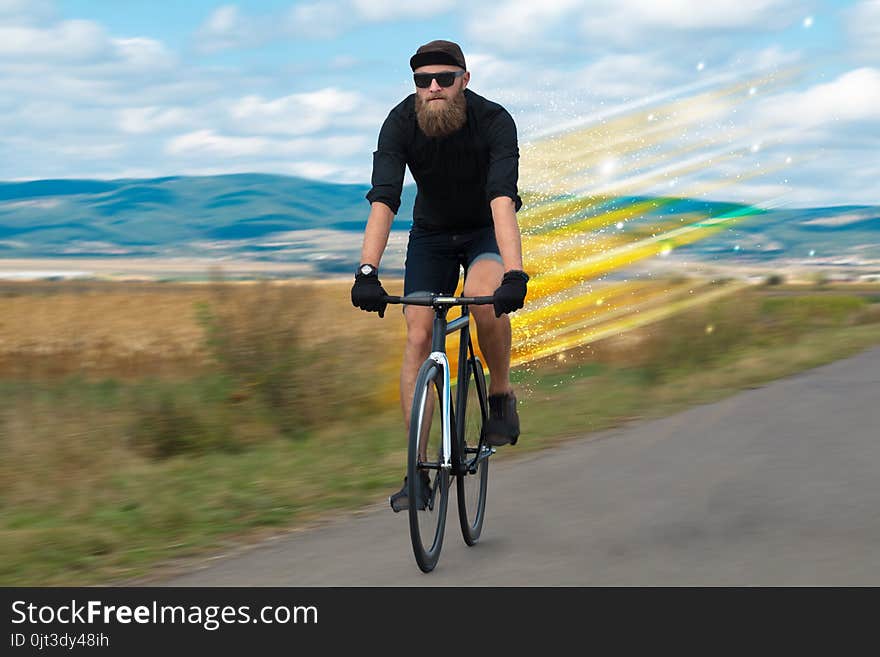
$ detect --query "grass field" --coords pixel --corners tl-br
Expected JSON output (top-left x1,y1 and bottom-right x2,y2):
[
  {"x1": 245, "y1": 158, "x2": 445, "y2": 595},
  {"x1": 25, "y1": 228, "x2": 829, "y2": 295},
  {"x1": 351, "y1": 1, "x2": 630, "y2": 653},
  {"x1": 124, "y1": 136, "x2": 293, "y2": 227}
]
[{"x1": 1, "y1": 278, "x2": 878, "y2": 585}]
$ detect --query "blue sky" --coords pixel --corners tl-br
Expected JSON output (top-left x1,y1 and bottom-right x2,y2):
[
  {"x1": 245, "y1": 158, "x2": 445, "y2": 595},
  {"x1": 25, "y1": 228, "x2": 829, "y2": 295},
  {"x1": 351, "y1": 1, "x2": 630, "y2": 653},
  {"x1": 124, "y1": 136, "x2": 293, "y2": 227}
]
[{"x1": 1, "y1": 0, "x2": 878, "y2": 206}]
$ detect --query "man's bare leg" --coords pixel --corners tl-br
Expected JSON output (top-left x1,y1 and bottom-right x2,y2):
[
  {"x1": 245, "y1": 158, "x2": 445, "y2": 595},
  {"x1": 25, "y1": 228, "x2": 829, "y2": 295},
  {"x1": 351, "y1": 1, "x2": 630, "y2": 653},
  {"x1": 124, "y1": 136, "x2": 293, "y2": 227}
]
[
  {"x1": 389, "y1": 304, "x2": 435, "y2": 511},
  {"x1": 401, "y1": 305, "x2": 434, "y2": 459},
  {"x1": 463, "y1": 258, "x2": 512, "y2": 395}
]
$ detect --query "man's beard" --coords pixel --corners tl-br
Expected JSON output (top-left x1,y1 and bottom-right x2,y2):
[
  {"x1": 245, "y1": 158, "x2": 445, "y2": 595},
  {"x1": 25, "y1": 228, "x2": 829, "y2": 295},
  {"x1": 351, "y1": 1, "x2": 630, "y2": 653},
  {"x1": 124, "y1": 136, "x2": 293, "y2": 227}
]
[{"x1": 415, "y1": 89, "x2": 467, "y2": 138}]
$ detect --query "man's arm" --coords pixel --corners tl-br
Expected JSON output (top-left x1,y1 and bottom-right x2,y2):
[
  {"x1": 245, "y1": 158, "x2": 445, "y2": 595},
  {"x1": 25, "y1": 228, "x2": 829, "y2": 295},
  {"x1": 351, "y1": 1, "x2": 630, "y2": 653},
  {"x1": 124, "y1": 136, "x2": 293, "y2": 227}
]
[
  {"x1": 490, "y1": 196, "x2": 524, "y2": 272},
  {"x1": 359, "y1": 201, "x2": 396, "y2": 267},
  {"x1": 485, "y1": 106, "x2": 524, "y2": 274},
  {"x1": 362, "y1": 106, "x2": 406, "y2": 268}
]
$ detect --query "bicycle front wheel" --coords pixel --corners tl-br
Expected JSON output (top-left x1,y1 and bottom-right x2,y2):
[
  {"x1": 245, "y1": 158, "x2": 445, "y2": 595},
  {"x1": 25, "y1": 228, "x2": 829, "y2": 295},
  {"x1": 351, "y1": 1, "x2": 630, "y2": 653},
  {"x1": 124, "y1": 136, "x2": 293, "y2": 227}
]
[
  {"x1": 408, "y1": 359, "x2": 449, "y2": 573},
  {"x1": 456, "y1": 355, "x2": 489, "y2": 545}
]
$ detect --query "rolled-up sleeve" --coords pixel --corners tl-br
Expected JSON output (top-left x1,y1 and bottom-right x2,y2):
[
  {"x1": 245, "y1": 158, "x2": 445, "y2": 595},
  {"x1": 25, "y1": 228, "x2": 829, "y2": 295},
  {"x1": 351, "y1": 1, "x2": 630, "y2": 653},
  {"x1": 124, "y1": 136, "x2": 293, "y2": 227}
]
[
  {"x1": 486, "y1": 108, "x2": 522, "y2": 212},
  {"x1": 365, "y1": 113, "x2": 406, "y2": 214}
]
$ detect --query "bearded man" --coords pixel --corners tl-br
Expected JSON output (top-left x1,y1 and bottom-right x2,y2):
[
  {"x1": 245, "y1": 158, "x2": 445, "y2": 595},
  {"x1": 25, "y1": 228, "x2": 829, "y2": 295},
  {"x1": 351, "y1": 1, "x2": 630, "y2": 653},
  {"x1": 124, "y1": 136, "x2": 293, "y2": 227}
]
[{"x1": 350, "y1": 40, "x2": 529, "y2": 512}]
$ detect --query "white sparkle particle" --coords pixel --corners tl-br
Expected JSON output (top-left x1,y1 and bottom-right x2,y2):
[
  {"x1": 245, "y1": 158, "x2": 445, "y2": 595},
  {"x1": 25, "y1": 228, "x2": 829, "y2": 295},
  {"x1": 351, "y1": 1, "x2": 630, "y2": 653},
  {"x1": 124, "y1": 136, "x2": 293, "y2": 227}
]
[
  {"x1": 785, "y1": 156, "x2": 793, "y2": 164},
  {"x1": 600, "y1": 158, "x2": 616, "y2": 177},
  {"x1": 696, "y1": 61, "x2": 705, "y2": 71},
  {"x1": 616, "y1": 222, "x2": 624, "y2": 230},
  {"x1": 803, "y1": 16, "x2": 814, "y2": 28},
  {"x1": 809, "y1": 249, "x2": 815, "y2": 257},
  {"x1": 647, "y1": 113, "x2": 655, "y2": 121},
  {"x1": 734, "y1": 245, "x2": 741, "y2": 251},
  {"x1": 749, "y1": 87, "x2": 757, "y2": 96},
  {"x1": 750, "y1": 142, "x2": 761, "y2": 153}
]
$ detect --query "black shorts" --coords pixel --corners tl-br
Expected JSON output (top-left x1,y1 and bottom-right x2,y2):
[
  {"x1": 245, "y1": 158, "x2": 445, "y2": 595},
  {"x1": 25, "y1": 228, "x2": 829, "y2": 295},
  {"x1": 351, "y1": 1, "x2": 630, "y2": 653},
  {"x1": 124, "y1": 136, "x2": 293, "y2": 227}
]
[{"x1": 403, "y1": 225, "x2": 502, "y2": 296}]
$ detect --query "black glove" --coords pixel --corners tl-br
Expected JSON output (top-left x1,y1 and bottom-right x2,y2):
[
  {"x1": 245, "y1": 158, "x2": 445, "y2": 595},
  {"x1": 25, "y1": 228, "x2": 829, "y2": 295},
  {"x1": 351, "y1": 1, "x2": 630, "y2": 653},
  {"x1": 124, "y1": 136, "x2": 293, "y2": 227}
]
[
  {"x1": 493, "y1": 270, "x2": 529, "y2": 317},
  {"x1": 351, "y1": 264, "x2": 388, "y2": 318}
]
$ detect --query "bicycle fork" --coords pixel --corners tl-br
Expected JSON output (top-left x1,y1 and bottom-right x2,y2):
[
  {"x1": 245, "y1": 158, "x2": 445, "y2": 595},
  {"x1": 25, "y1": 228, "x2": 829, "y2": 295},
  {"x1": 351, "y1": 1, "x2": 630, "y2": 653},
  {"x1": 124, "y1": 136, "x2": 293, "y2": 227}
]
[{"x1": 428, "y1": 352, "x2": 453, "y2": 472}]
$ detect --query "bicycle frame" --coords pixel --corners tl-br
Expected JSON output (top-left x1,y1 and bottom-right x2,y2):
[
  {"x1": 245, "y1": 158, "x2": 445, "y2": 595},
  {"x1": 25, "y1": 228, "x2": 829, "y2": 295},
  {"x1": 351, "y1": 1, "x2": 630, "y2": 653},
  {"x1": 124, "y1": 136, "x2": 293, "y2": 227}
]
[
  {"x1": 384, "y1": 294, "x2": 493, "y2": 474},
  {"x1": 425, "y1": 302, "x2": 473, "y2": 472}
]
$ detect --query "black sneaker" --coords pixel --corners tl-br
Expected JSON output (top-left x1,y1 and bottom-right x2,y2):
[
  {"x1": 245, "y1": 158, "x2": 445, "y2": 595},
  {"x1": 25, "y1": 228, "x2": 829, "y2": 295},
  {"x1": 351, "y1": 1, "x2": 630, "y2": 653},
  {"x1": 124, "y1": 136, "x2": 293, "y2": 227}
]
[
  {"x1": 485, "y1": 392, "x2": 520, "y2": 446},
  {"x1": 389, "y1": 471, "x2": 432, "y2": 513}
]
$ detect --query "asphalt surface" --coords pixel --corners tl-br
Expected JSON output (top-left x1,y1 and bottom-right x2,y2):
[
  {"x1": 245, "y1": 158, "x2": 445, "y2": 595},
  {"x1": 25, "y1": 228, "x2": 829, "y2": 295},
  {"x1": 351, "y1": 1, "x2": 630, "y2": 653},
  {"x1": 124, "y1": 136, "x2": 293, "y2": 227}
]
[{"x1": 158, "y1": 346, "x2": 880, "y2": 586}]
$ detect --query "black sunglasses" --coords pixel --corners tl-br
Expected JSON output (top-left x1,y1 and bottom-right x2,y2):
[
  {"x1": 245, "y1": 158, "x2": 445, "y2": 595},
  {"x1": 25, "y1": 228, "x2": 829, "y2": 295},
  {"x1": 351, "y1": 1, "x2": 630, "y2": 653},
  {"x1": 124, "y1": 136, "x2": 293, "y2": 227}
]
[{"x1": 413, "y1": 70, "x2": 466, "y2": 88}]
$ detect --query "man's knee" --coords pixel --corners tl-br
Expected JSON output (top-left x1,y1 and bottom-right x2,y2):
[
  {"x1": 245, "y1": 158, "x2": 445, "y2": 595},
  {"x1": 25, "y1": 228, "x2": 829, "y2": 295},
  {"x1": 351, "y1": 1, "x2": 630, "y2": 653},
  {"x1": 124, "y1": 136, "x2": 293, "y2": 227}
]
[
  {"x1": 406, "y1": 326, "x2": 432, "y2": 353},
  {"x1": 463, "y1": 257, "x2": 503, "y2": 297},
  {"x1": 404, "y1": 309, "x2": 434, "y2": 356}
]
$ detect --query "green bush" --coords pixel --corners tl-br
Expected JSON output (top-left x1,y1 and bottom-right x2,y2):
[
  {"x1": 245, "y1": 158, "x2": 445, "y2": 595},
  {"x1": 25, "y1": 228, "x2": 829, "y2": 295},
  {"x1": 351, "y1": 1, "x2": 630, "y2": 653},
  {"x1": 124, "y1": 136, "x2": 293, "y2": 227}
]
[
  {"x1": 760, "y1": 295, "x2": 867, "y2": 329},
  {"x1": 195, "y1": 279, "x2": 386, "y2": 438},
  {"x1": 629, "y1": 292, "x2": 872, "y2": 382},
  {"x1": 130, "y1": 386, "x2": 241, "y2": 459},
  {"x1": 636, "y1": 293, "x2": 758, "y2": 380},
  {"x1": 196, "y1": 281, "x2": 310, "y2": 437}
]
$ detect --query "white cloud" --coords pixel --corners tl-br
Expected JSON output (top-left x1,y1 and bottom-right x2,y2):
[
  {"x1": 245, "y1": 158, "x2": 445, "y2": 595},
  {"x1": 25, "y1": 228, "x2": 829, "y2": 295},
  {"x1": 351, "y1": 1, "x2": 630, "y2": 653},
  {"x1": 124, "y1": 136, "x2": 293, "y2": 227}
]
[
  {"x1": 199, "y1": 0, "x2": 460, "y2": 49},
  {"x1": 119, "y1": 159, "x2": 369, "y2": 184},
  {"x1": 0, "y1": 17, "x2": 175, "y2": 74},
  {"x1": 571, "y1": 53, "x2": 681, "y2": 100},
  {"x1": 847, "y1": 1, "x2": 880, "y2": 62},
  {"x1": 465, "y1": 52, "x2": 517, "y2": 82},
  {"x1": 112, "y1": 37, "x2": 175, "y2": 70},
  {"x1": 119, "y1": 107, "x2": 191, "y2": 134},
  {"x1": 582, "y1": 0, "x2": 802, "y2": 45},
  {"x1": 0, "y1": 19, "x2": 110, "y2": 61},
  {"x1": 466, "y1": 0, "x2": 581, "y2": 49},
  {"x1": 205, "y1": 4, "x2": 238, "y2": 32},
  {"x1": 0, "y1": 0, "x2": 56, "y2": 25},
  {"x1": 166, "y1": 130, "x2": 270, "y2": 157},
  {"x1": 284, "y1": 2, "x2": 354, "y2": 39},
  {"x1": 350, "y1": 0, "x2": 457, "y2": 21},
  {"x1": 280, "y1": 161, "x2": 346, "y2": 179},
  {"x1": 54, "y1": 142, "x2": 125, "y2": 159},
  {"x1": 197, "y1": 2, "x2": 358, "y2": 48},
  {"x1": 756, "y1": 68, "x2": 880, "y2": 129},
  {"x1": 229, "y1": 88, "x2": 363, "y2": 136},
  {"x1": 330, "y1": 55, "x2": 359, "y2": 69},
  {"x1": 196, "y1": 5, "x2": 275, "y2": 52},
  {"x1": 165, "y1": 130, "x2": 367, "y2": 160},
  {"x1": 736, "y1": 45, "x2": 802, "y2": 71}
]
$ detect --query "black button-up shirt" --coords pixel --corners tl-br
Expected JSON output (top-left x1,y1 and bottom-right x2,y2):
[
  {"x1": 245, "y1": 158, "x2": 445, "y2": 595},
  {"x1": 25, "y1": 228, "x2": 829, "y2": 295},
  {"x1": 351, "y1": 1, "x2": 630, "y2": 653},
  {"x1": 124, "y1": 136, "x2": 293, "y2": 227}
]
[{"x1": 366, "y1": 88, "x2": 522, "y2": 231}]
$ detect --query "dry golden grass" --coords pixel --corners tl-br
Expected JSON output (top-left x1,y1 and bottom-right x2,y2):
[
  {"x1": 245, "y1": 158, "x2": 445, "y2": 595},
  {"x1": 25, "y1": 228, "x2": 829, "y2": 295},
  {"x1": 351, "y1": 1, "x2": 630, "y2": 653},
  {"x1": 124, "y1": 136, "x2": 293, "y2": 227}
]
[
  {"x1": 0, "y1": 278, "x2": 408, "y2": 384},
  {"x1": 0, "y1": 400, "x2": 141, "y2": 508},
  {"x1": 0, "y1": 282, "x2": 210, "y2": 379}
]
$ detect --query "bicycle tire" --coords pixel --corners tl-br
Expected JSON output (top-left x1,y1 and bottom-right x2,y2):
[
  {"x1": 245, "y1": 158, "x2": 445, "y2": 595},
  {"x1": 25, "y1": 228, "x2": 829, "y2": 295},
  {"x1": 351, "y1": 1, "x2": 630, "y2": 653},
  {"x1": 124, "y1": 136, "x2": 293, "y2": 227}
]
[
  {"x1": 456, "y1": 355, "x2": 489, "y2": 546},
  {"x1": 408, "y1": 358, "x2": 449, "y2": 573}
]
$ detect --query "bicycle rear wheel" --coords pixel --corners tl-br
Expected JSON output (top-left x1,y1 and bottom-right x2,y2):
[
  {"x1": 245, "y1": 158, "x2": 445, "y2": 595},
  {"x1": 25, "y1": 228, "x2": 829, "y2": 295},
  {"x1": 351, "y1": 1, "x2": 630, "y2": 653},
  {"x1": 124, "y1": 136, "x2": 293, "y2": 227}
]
[
  {"x1": 408, "y1": 359, "x2": 449, "y2": 573},
  {"x1": 456, "y1": 355, "x2": 489, "y2": 545}
]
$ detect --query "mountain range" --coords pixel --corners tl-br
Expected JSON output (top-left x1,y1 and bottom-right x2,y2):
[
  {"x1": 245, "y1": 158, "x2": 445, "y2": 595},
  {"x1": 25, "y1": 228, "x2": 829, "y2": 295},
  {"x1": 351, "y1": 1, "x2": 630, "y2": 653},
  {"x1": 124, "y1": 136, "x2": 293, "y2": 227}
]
[{"x1": 0, "y1": 174, "x2": 877, "y2": 277}]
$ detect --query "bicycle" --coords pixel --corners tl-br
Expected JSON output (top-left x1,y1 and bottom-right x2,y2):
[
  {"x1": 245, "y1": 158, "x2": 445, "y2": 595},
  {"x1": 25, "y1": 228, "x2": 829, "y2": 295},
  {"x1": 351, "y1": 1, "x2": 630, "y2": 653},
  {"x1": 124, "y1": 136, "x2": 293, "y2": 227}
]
[{"x1": 383, "y1": 292, "x2": 496, "y2": 573}]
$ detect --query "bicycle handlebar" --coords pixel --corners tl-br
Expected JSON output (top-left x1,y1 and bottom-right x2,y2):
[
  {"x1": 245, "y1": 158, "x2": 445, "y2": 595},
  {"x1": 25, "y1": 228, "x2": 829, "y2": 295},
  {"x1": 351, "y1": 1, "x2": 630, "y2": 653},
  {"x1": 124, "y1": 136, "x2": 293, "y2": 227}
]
[{"x1": 383, "y1": 294, "x2": 495, "y2": 307}]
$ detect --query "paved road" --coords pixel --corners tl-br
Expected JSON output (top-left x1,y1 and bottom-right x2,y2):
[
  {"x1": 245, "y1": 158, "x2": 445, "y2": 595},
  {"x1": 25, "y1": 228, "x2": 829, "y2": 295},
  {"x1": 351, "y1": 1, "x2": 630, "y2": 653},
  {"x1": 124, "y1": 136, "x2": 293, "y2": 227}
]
[{"x1": 159, "y1": 347, "x2": 880, "y2": 586}]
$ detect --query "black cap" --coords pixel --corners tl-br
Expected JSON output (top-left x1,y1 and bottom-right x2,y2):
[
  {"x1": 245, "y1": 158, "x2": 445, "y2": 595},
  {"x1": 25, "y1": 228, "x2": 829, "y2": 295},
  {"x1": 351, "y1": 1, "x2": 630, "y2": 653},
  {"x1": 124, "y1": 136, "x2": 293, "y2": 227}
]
[{"x1": 410, "y1": 40, "x2": 466, "y2": 71}]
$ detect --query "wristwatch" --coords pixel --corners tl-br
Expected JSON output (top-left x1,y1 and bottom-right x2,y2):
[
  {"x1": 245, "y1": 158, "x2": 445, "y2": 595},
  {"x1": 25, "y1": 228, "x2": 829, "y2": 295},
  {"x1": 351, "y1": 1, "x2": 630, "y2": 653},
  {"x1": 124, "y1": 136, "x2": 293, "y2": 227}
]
[{"x1": 357, "y1": 264, "x2": 378, "y2": 277}]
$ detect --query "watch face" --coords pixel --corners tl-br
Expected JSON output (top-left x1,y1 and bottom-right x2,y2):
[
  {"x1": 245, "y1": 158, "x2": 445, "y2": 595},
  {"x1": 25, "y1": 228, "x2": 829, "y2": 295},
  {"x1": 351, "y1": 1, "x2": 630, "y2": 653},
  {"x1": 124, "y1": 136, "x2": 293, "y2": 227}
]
[{"x1": 359, "y1": 265, "x2": 374, "y2": 275}]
